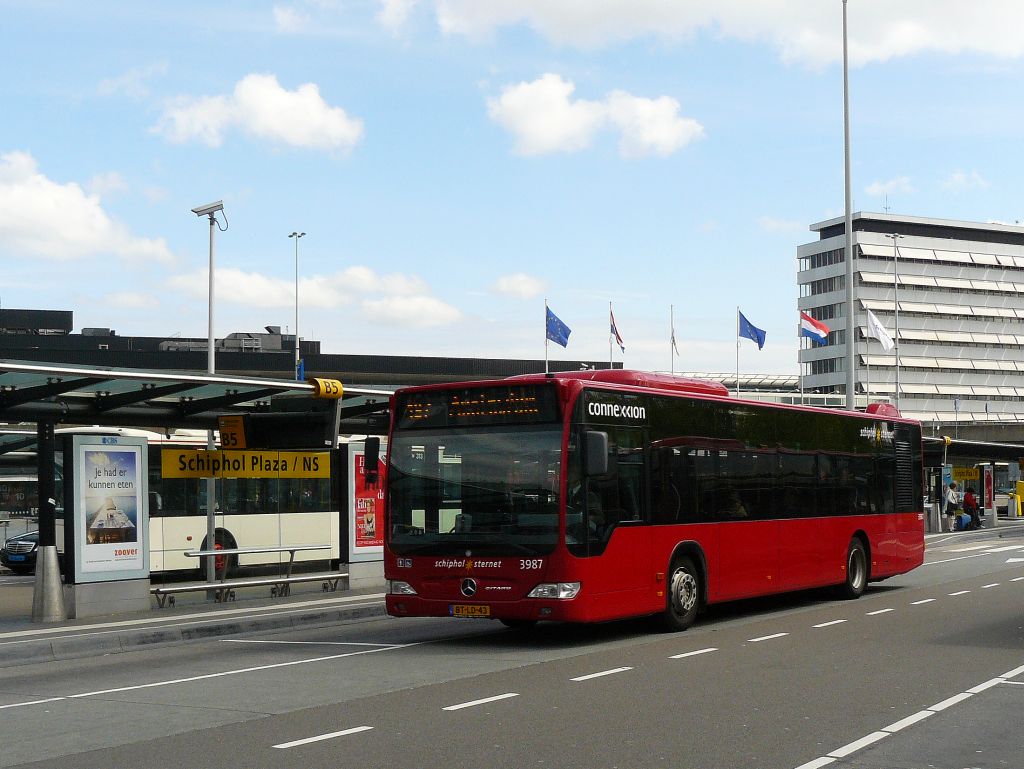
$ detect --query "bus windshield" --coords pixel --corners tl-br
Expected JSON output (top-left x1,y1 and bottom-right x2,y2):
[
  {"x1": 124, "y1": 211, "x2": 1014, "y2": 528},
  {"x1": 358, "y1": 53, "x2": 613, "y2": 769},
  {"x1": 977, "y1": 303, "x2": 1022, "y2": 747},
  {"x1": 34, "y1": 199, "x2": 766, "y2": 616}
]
[{"x1": 388, "y1": 425, "x2": 562, "y2": 556}]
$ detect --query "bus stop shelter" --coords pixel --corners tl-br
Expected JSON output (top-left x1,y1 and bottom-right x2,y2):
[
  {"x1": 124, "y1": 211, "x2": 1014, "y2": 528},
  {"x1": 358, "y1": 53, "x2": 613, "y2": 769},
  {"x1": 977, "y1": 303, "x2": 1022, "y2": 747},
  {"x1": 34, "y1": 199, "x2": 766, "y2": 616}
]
[{"x1": 0, "y1": 359, "x2": 391, "y2": 621}]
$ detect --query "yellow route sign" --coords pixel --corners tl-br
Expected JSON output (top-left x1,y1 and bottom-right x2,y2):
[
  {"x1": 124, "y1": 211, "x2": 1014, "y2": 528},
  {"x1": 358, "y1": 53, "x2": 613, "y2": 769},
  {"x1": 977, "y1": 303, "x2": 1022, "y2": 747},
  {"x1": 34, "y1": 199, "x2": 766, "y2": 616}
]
[
  {"x1": 162, "y1": 449, "x2": 330, "y2": 478},
  {"x1": 310, "y1": 378, "x2": 344, "y2": 399},
  {"x1": 217, "y1": 415, "x2": 247, "y2": 449}
]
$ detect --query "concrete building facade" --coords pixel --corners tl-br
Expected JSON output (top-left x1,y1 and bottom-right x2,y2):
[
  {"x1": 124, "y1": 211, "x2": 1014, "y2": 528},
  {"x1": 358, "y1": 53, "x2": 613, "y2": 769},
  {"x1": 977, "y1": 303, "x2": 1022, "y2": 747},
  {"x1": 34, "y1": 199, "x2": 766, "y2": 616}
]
[{"x1": 798, "y1": 212, "x2": 1024, "y2": 428}]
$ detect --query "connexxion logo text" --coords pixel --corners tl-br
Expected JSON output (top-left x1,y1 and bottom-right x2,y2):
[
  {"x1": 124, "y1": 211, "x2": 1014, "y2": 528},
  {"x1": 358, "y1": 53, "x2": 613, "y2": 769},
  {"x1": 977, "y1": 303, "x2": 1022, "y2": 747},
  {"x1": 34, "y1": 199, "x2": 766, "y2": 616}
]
[{"x1": 587, "y1": 402, "x2": 646, "y2": 420}]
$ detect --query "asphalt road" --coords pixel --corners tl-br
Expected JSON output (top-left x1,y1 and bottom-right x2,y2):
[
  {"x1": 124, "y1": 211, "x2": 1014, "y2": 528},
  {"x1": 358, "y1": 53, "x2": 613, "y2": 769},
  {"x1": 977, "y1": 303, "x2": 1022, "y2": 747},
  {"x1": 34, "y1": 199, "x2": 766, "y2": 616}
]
[{"x1": 2, "y1": 532, "x2": 1023, "y2": 769}]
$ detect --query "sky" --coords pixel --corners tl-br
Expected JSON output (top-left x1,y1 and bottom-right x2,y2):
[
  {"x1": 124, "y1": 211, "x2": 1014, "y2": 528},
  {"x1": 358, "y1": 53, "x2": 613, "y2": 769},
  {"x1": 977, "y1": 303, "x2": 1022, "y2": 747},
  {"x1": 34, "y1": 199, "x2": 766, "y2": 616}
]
[{"x1": 2, "y1": 1, "x2": 1024, "y2": 377}]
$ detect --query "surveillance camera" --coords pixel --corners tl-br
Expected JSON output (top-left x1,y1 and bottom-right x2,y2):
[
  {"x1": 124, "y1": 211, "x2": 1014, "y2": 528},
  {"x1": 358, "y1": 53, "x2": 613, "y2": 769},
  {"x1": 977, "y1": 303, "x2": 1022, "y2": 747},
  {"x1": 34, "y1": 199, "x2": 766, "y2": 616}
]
[{"x1": 191, "y1": 200, "x2": 224, "y2": 217}]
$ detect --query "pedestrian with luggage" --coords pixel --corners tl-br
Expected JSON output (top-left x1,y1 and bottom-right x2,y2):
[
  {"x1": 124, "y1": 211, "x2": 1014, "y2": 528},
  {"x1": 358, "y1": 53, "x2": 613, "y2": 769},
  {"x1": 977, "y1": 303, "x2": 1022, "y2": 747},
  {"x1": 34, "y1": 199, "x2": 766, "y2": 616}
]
[
  {"x1": 963, "y1": 486, "x2": 982, "y2": 530},
  {"x1": 945, "y1": 482, "x2": 960, "y2": 532}
]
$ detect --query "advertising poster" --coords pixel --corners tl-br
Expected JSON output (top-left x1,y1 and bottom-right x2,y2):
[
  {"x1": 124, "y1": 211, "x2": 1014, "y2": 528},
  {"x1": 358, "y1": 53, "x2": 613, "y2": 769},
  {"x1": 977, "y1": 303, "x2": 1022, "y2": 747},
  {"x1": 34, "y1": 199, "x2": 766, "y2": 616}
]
[
  {"x1": 73, "y1": 436, "x2": 149, "y2": 582},
  {"x1": 348, "y1": 442, "x2": 386, "y2": 561}
]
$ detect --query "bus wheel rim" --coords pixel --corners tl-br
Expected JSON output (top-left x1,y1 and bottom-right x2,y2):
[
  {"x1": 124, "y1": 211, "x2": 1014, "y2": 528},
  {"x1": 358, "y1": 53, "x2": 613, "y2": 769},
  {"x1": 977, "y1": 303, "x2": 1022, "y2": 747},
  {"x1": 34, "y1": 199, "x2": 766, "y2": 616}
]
[
  {"x1": 849, "y1": 548, "x2": 865, "y2": 590},
  {"x1": 671, "y1": 569, "x2": 697, "y2": 613}
]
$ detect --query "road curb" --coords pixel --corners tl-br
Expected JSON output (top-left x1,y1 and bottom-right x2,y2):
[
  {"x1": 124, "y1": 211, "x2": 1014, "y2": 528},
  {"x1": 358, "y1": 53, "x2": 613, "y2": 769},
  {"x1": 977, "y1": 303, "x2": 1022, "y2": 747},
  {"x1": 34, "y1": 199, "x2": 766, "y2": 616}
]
[{"x1": 0, "y1": 601, "x2": 388, "y2": 670}]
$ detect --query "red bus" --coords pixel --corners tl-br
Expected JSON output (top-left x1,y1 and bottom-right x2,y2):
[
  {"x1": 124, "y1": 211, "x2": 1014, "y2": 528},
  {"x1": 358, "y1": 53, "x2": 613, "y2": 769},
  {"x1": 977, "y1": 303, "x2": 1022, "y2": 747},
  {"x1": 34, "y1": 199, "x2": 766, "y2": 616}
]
[{"x1": 382, "y1": 370, "x2": 924, "y2": 631}]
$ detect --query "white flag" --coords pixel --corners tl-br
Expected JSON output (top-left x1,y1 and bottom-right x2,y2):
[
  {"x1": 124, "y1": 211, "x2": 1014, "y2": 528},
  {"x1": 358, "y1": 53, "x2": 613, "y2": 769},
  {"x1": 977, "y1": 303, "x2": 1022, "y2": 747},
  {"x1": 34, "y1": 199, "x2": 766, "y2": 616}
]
[{"x1": 866, "y1": 309, "x2": 895, "y2": 352}]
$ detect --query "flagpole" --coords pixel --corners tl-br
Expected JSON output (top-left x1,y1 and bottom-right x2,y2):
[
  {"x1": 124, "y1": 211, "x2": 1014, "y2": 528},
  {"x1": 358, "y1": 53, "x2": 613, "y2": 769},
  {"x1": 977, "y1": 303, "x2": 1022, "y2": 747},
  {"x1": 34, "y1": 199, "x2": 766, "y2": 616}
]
[
  {"x1": 544, "y1": 299, "x2": 549, "y2": 374},
  {"x1": 735, "y1": 306, "x2": 740, "y2": 399},
  {"x1": 608, "y1": 301, "x2": 613, "y2": 369},
  {"x1": 798, "y1": 317, "x2": 804, "y2": 406},
  {"x1": 866, "y1": 337, "x2": 871, "y2": 406},
  {"x1": 670, "y1": 304, "x2": 675, "y2": 375}
]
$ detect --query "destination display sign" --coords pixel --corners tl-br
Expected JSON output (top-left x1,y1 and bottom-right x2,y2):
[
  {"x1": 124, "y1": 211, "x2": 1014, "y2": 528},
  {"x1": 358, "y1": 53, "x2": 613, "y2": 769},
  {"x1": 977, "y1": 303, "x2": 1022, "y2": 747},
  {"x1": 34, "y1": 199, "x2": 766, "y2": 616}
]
[
  {"x1": 161, "y1": 449, "x2": 331, "y2": 478},
  {"x1": 396, "y1": 385, "x2": 559, "y2": 429}
]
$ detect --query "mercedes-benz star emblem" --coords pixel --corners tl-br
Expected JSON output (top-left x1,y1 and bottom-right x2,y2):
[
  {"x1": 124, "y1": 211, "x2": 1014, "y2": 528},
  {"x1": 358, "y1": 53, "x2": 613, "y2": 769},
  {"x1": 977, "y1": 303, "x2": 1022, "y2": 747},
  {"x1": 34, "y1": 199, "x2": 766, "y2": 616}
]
[{"x1": 461, "y1": 578, "x2": 477, "y2": 597}]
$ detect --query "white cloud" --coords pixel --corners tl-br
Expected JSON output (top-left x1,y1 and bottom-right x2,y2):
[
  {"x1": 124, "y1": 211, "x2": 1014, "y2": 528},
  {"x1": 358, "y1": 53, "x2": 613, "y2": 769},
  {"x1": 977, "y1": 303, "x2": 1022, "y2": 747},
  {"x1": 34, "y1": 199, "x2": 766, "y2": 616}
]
[
  {"x1": 377, "y1": 0, "x2": 419, "y2": 31},
  {"x1": 865, "y1": 176, "x2": 914, "y2": 197},
  {"x1": 103, "y1": 292, "x2": 157, "y2": 309},
  {"x1": 167, "y1": 264, "x2": 460, "y2": 327},
  {"x1": 273, "y1": 5, "x2": 310, "y2": 33},
  {"x1": 0, "y1": 151, "x2": 174, "y2": 263},
  {"x1": 942, "y1": 170, "x2": 989, "y2": 192},
  {"x1": 757, "y1": 216, "x2": 804, "y2": 234},
  {"x1": 488, "y1": 74, "x2": 702, "y2": 157},
  {"x1": 97, "y1": 62, "x2": 167, "y2": 99},
  {"x1": 493, "y1": 273, "x2": 547, "y2": 298},
  {"x1": 434, "y1": 1, "x2": 1024, "y2": 67},
  {"x1": 88, "y1": 172, "x2": 128, "y2": 197},
  {"x1": 364, "y1": 296, "x2": 462, "y2": 326},
  {"x1": 154, "y1": 73, "x2": 364, "y2": 153}
]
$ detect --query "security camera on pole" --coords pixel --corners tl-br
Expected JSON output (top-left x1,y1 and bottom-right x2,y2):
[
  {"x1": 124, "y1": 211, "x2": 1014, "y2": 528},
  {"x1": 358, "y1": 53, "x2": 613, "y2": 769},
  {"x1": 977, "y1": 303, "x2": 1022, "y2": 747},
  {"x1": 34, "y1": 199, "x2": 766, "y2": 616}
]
[{"x1": 192, "y1": 200, "x2": 226, "y2": 585}]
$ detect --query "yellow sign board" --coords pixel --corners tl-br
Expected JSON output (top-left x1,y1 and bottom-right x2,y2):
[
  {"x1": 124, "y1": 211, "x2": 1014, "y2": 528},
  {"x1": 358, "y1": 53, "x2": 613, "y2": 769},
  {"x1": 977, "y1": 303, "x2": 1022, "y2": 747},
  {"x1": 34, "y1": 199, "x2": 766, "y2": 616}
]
[
  {"x1": 310, "y1": 378, "x2": 344, "y2": 399},
  {"x1": 952, "y1": 466, "x2": 980, "y2": 482},
  {"x1": 217, "y1": 415, "x2": 247, "y2": 449},
  {"x1": 162, "y1": 449, "x2": 330, "y2": 478}
]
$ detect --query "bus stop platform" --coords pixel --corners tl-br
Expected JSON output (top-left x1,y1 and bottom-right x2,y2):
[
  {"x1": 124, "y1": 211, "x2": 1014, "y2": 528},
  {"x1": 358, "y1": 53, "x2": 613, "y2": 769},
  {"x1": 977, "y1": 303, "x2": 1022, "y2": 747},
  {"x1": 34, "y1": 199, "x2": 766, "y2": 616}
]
[{"x1": 0, "y1": 577, "x2": 387, "y2": 670}]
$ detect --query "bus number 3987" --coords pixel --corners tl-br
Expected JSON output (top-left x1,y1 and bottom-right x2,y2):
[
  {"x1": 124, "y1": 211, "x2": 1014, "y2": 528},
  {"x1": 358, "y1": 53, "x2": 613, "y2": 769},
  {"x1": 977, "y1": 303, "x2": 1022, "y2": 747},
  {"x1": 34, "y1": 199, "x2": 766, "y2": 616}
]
[{"x1": 520, "y1": 559, "x2": 543, "y2": 570}]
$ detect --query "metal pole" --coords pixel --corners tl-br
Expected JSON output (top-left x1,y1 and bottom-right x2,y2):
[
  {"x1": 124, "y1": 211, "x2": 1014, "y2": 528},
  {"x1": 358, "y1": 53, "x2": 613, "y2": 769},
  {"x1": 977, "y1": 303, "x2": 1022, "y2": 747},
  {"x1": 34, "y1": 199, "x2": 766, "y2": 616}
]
[
  {"x1": 290, "y1": 232, "x2": 305, "y2": 379},
  {"x1": 894, "y1": 236, "x2": 900, "y2": 411},
  {"x1": 206, "y1": 213, "x2": 217, "y2": 584},
  {"x1": 842, "y1": 0, "x2": 856, "y2": 409},
  {"x1": 735, "y1": 306, "x2": 740, "y2": 399},
  {"x1": 31, "y1": 421, "x2": 66, "y2": 622}
]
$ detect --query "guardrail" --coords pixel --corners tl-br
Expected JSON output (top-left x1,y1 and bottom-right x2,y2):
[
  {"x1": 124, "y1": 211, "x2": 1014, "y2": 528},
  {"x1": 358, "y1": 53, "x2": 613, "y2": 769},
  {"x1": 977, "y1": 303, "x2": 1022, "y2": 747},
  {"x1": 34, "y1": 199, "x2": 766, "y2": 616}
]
[{"x1": 151, "y1": 544, "x2": 345, "y2": 608}]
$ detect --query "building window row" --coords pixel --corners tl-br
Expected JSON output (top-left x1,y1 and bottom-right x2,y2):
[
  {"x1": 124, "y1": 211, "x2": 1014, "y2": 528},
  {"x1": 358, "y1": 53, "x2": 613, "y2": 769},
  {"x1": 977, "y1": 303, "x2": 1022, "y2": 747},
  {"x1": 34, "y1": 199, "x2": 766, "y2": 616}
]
[{"x1": 799, "y1": 248, "x2": 845, "y2": 271}]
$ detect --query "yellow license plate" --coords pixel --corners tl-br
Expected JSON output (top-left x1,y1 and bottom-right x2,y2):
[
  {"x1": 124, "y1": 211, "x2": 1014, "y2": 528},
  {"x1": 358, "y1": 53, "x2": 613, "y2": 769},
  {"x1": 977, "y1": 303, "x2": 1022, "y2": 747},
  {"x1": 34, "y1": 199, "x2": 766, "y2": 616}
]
[{"x1": 450, "y1": 604, "x2": 490, "y2": 618}]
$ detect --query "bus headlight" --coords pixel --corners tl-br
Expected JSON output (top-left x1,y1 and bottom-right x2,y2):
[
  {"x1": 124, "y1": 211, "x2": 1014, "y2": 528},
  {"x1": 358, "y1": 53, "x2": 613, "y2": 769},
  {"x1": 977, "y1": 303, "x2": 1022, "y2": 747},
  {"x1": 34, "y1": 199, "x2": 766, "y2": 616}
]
[
  {"x1": 388, "y1": 580, "x2": 417, "y2": 595},
  {"x1": 527, "y1": 582, "x2": 580, "y2": 600}
]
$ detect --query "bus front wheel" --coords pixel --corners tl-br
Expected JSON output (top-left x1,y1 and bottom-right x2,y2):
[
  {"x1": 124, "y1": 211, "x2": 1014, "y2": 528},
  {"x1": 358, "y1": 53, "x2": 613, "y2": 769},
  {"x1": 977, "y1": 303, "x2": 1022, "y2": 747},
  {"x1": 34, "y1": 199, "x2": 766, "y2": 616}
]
[
  {"x1": 837, "y1": 538, "x2": 868, "y2": 600},
  {"x1": 661, "y1": 556, "x2": 700, "y2": 632}
]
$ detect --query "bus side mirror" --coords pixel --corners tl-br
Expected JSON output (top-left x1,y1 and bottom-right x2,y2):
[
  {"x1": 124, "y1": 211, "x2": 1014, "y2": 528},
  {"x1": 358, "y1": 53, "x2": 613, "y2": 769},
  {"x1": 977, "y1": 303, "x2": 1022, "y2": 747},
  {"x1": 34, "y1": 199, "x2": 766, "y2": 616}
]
[
  {"x1": 365, "y1": 437, "x2": 380, "y2": 485},
  {"x1": 583, "y1": 431, "x2": 608, "y2": 477}
]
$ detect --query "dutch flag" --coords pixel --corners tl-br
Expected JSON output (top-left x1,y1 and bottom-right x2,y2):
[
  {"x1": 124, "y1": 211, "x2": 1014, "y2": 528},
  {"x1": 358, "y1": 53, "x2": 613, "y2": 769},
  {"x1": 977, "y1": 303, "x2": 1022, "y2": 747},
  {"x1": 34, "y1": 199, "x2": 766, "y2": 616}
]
[{"x1": 799, "y1": 311, "x2": 830, "y2": 345}]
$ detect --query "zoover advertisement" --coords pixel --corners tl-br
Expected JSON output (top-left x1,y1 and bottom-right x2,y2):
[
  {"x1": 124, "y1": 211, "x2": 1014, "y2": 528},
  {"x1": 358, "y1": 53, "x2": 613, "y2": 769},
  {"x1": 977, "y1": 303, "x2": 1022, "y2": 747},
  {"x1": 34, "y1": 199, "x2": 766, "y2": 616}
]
[{"x1": 73, "y1": 436, "x2": 149, "y2": 581}]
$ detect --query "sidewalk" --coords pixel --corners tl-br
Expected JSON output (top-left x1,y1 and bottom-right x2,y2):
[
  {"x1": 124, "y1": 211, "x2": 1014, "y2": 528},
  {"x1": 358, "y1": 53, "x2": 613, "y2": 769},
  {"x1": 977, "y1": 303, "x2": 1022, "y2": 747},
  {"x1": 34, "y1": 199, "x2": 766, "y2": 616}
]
[{"x1": 0, "y1": 577, "x2": 387, "y2": 670}]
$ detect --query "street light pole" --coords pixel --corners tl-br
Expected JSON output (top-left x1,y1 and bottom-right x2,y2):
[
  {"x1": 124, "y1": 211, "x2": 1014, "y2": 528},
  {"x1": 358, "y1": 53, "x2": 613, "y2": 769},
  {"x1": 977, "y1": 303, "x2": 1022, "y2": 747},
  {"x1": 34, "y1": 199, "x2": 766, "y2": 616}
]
[
  {"x1": 885, "y1": 233, "x2": 904, "y2": 410},
  {"x1": 192, "y1": 200, "x2": 224, "y2": 584},
  {"x1": 289, "y1": 231, "x2": 305, "y2": 380},
  {"x1": 842, "y1": 0, "x2": 856, "y2": 409}
]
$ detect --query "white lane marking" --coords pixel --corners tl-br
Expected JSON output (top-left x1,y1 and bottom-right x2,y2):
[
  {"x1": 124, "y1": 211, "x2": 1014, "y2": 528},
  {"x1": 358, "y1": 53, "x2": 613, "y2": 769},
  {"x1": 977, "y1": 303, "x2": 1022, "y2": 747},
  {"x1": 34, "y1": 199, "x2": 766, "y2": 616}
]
[
  {"x1": 571, "y1": 667, "x2": 633, "y2": 682},
  {"x1": 794, "y1": 665, "x2": 1024, "y2": 769},
  {"x1": 66, "y1": 646, "x2": 400, "y2": 700},
  {"x1": 1011, "y1": 576, "x2": 1024, "y2": 581},
  {"x1": 748, "y1": 633, "x2": 788, "y2": 643},
  {"x1": 273, "y1": 725, "x2": 373, "y2": 749},
  {"x1": 925, "y1": 553, "x2": 998, "y2": 565},
  {"x1": 670, "y1": 647, "x2": 718, "y2": 660},
  {"x1": 828, "y1": 731, "x2": 889, "y2": 758},
  {"x1": 949, "y1": 545, "x2": 993, "y2": 552},
  {"x1": 221, "y1": 640, "x2": 397, "y2": 647},
  {"x1": 968, "y1": 678, "x2": 1004, "y2": 694},
  {"x1": 983, "y1": 545, "x2": 1024, "y2": 553},
  {"x1": 793, "y1": 758, "x2": 836, "y2": 769},
  {"x1": 443, "y1": 693, "x2": 519, "y2": 711},
  {"x1": 911, "y1": 599, "x2": 935, "y2": 605},
  {"x1": 812, "y1": 620, "x2": 847, "y2": 628},
  {"x1": 866, "y1": 608, "x2": 894, "y2": 616},
  {"x1": 0, "y1": 697, "x2": 66, "y2": 711},
  {"x1": 1008, "y1": 558, "x2": 1024, "y2": 564},
  {"x1": 929, "y1": 692, "x2": 973, "y2": 711},
  {"x1": 948, "y1": 590, "x2": 971, "y2": 596},
  {"x1": 882, "y1": 710, "x2": 932, "y2": 733},
  {"x1": 981, "y1": 583, "x2": 1000, "y2": 589},
  {"x1": 0, "y1": 593, "x2": 386, "y2": 643}
]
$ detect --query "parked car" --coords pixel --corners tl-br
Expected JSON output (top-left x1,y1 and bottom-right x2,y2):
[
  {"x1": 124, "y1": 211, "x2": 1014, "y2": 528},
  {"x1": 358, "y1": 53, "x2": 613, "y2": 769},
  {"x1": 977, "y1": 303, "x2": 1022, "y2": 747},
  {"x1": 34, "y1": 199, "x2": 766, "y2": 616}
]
[{"x1": 0, "y1": 530, "x2": 38, "y2": 574}]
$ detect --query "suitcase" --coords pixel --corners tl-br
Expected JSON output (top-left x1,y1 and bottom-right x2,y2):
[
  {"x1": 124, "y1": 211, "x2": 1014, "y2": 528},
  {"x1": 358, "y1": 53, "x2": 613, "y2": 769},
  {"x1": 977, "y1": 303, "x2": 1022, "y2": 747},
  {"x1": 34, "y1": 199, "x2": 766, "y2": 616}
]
[{"x1": 958, "y1": 513, "x2": 972, "y2": 531}]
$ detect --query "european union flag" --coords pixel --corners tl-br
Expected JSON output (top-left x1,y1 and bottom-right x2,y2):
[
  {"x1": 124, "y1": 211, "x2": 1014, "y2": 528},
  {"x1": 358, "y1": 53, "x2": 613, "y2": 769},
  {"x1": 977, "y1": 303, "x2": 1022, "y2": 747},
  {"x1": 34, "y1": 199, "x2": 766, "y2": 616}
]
[
  {"x1": 738, "y1": 310, "x2": 766, "y2": 350},
  {"x1": 546, "y1": 306, "x2": 571, "y2": 348}
]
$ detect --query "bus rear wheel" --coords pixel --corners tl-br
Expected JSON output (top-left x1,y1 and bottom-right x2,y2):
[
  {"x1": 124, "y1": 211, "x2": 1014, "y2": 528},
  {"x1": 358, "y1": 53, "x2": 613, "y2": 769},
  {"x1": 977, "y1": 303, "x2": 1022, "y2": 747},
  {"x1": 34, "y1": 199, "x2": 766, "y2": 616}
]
[
  {"x1": 661, "y1": 556, "x2": 700, "y2": 631},
  {"x1": 837, "y1": 538, "x2": 868, "y2": 599}
]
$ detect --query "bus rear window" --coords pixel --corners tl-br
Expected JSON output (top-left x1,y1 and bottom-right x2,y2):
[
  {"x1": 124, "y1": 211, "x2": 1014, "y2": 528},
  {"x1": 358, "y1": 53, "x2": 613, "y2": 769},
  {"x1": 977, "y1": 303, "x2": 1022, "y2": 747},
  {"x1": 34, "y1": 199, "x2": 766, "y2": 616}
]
[{"x1": 395, "y1": 385, "x2": 559, "y2": 429}]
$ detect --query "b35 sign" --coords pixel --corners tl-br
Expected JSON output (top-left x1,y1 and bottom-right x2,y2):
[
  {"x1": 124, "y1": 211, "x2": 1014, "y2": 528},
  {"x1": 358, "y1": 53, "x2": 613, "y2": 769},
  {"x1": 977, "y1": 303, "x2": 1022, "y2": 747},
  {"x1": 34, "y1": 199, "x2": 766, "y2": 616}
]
[{"x1": 161, "y1": 449, "x2": 331, "y2": 478}]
